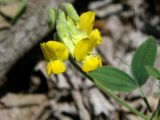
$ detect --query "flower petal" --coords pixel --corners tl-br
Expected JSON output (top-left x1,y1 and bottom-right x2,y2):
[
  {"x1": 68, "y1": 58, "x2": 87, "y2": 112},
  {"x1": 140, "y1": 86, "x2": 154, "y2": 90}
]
[
  {"x1": 48, "y1": 60, "x2": 66, "y2": 75},
  {"x1": 47, "y1": 62, "x2": 52, "y2": 76},
  {"x1": 46, "y1": 41, "x2": 69, "y2": 61},
  {"x1": 41, "y1": 42, "x2": 56, "y2": 61},
  {"x1": 78, "y1": 11, "x2": 95, "y2": 34},
  {"x1": 90, "y1": 29, "x2": 102, "y2": 46},
  {"x1": 85, "y1": 29, "x2": 102, "y2": 53},
  {"x1": 74, "y1": 38, "x2": 89, "y2": 61},
  {"x1": 82, "y1": 55, "x2": 102, "y2": 72}
]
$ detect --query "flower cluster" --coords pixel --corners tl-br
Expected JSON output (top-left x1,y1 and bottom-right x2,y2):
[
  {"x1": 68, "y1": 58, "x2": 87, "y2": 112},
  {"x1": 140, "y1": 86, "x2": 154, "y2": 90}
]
[{"x1": 41, "y1": 3, "x2": 102, "y2": 76}]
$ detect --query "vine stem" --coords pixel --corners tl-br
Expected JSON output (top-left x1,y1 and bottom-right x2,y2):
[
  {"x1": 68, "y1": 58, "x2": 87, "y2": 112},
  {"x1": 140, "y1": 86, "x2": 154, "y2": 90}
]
[{"x1": 69, "y1": 56, "x2": 149, "y2": 120}]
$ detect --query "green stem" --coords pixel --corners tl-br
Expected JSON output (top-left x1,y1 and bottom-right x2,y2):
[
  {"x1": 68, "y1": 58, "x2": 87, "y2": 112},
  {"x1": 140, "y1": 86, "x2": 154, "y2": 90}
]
[
  {"x1": 151, "y1": 100, "x2": 160, "y2": 120},
  {"x1": 139, "y1": 87, "x2": 152, "y2": 112},
  {"x1": 97, "y1": 84, "x2": 149, "y2": 120},
  {"x1": 69, "y1": 56, "x2": 94, "y2": 82},
  {"x1": 69, "y1": 57, "x2": 149, "y2": 120},
  {"x1": 143, "y1": 97, "x2": 152, "y2": 112},
  {"x1": 131, "y1": 75, "x2": 152, "y2": 112}
]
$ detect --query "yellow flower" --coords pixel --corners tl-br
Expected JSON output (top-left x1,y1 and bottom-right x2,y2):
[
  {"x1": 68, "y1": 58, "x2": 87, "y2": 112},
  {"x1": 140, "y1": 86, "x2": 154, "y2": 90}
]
[
  {"x1": 74, "y1": 29, "x2": 102, "y2": 61},
  {"x1": 40, "y1": 41, "x2": 69, "y2": 75},
  {"x1": 82, "y1": 55, "x2": 102, "y2": 72},
  {"x1": 74, "y1": 11, "x2": 102, "y2": 61},
  {"x1": 56, "y1": 10, "x2": 102, "y2": 72},
  {"x1": 47, "y1": 60, "x2": 66, "y2": 75},
  {"x1": 56, "y1": 11, "x2": 87, "y2": 56},
  {"x1": 74, "y1": 11, "x2": 102, "y2": 72}
]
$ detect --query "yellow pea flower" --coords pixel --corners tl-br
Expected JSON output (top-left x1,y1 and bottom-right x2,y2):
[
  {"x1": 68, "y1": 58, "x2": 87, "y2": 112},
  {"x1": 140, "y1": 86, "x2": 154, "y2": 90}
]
[
  {"x1": 82, "y1": 55, "x2": 102, "y2": 72},
  {"x1": 74, "y1": 29, "x2": 102, "y2": 61},
  {"x1": 40, "y1": 41, "x2": 69, "y2": 75},
  {"x1": 56, "y1": 10, "x2": 102, "y2": 72},
  {"x1": 56, "y1": 11, "x2": 87, "y2": 56},
  {"x1": 47, "y1": 60, "x2": 66, "y2": 75},
  {"x1": 73, "y1": 11, "x2": 102, "y2": 72},
  {"x1": 74, "y1": 11, "x2": 102, "y2": 61}
]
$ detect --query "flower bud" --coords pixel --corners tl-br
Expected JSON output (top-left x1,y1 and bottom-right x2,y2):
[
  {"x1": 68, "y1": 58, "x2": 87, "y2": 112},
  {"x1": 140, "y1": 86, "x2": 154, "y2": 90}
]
[
  {"x1": 58, "y1": 11, "x2": 66, "y2": 23},
  {"x1": 56, "y1": 22, "x2": 74, "y2": 55},
  {"x1": 63, "y1": 3, "x2": 79, "y2": 22},
  {"x1": 48, "y1": 8, "x2": 57, "y2": 29}
]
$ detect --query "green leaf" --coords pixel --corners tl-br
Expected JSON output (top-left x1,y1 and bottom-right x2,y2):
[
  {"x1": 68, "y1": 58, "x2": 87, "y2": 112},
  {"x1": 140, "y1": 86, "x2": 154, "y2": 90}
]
[
  {"x1": 89, "y1": 66, "x2": 138, "y2": 92},
  {"x1": 131, "y1": 36, "x2": 157, "y2": 86},
  {"x1": 145, "y1": 66, "x2": 160, "y2": 80}
]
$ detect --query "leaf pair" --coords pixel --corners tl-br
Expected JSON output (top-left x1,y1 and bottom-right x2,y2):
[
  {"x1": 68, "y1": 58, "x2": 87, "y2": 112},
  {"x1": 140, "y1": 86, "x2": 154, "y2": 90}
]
[{"x1": 89, "y1": 37, "x2": 157, "y2": 92}]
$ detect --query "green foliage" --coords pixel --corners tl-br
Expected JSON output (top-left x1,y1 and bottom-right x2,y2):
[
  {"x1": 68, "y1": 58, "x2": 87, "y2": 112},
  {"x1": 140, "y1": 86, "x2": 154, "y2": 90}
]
[
  {"x1": 131, "y1": 37, "x2": 157, "y2": 86},
  {"x1": 89, "y1": 66, "x2": 138, "y2": 92},
  {"x1": 145, "y1": 66, "x2": 160, "y2": 80},
  {"x1": 90, "y1": 37, "x2": 157, "y2": 93}
]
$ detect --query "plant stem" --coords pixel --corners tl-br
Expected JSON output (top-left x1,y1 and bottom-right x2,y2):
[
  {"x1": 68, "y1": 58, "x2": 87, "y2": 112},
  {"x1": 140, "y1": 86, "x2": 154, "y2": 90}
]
[
  {"x1": 151, "y1": 100, "x2": 160, "y2": 119},
  {"x1": 139, "y1": 87, "x2": 152, "y2": 112},
  {"x1": 69, "y1": 57, "x2": 149, "y2": 120},
  {"x1": 133, "y1": 78, "x2": 152, "y2": 112},
  {"x1": 69, "y1": 57, "x2": 94, "y2": 82},
  {"x1": 97, "y1": 83, "x2": 149, "y2": 120}
]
